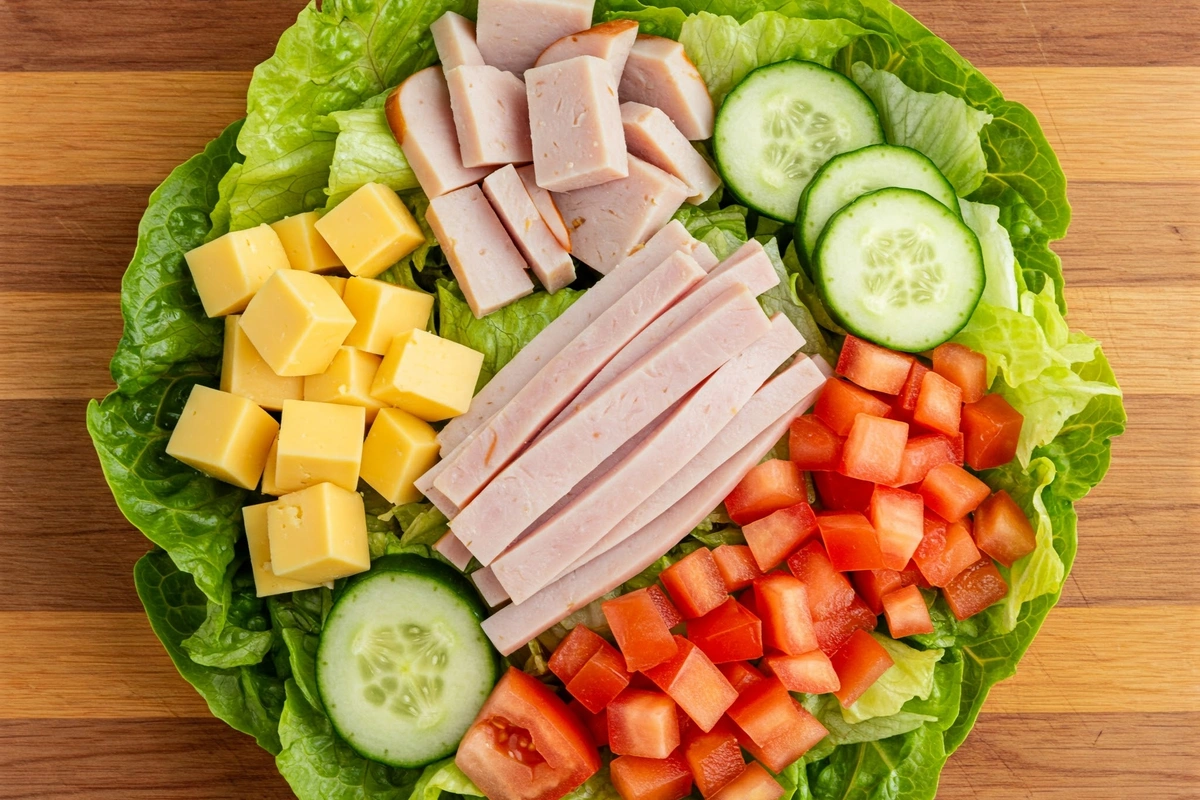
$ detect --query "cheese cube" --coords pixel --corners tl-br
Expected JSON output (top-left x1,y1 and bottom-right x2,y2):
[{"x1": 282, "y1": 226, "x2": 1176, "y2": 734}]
[
  {"x1": 323, "y1": 275, "x2": 348, "y2": 297},
  {"x1": 361, "y1": 408, "x2": 441, "y2": 504},
  {"x1": 183, "y1": 224, "x2": 290, "y2": 317},
  {"x1": 166, "y1": 385, "x2": 279, "y2": 489},
  {"x1": 275, "y1": 399, "x2": 365, "y2": 493},
  {"x1": 342, "y1": 277, "x2": 435, "y2": 355},
  {"x1": 261, "y1": 436, "x2": 282, "y2": 496},
  {"x1": 270, "y1": 211, "x2": 343, "y2": 273},
  {"x1": 303, "y1": 346, "x2": 388, "y2": 423},
  {"x1": 370, "y1": 329, "x2": 484, "y2": 421},
  {"x1": 314, "y1": 183, "x2": 425, "y2": 278},
  {"x1": 239, "y1": 270, "x2": 357, "y2": 377},
  {"x1": 220, "y1": 316, "x2": 304, "y2": 411},
  {"x1": 242, "y1": 502, "x2": 322, "y2": 596},
  {"x1": 267, "y1": 483, "x2": 370, "y2": 583}
]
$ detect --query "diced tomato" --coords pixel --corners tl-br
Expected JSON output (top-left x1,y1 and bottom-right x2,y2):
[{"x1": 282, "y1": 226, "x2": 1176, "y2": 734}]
[
  {"x1": 569, "y1": 700, "x2": 608, "y2": 748},
  {"x1": 962, "y1": 393, "x2": 1024, "y2": 470},
  {"x1": 933, "y1": 343, "x2": 988, "y2": 404},
  {"x1": 737, "y1": 586, "x2": 757, "y2": 617},
  {"x1": 948, "y1": 432, "x2": 965, "y2": 465},
  {"x1": 549, "y1": 625, "x2": 608, "y2": 684},
  {"x1": 836, "y1": 335, "x2": 915, "y2": 394},
  {"x1": 973, "y1": 490, "x2": 1037, "y2": 566},
  {"x1": 761, "y1": 649, "x2": 840, "y2": 694},
  {"x1": 881, "y1": 585, "x2": 934, "y2": 637},
  {"x1": 644, "y1": 636, "x2": 738, "y2": 732},
  {"x1": 786, "y1": 541, "x2": 877, "y2": 654},
  {"x1": 851, "y1": 566, "x2": 923, "y2": 614},
  {"x1": 710, "y1": 762, "x2": 785, "y2": 800},
  {"x1": 814, "y1": 377, "x2": 892, "y2": 436},
  {"x1": 712, "y1": 545, "x2": 763, "y2": 592},
  {"x1": 919, "y1": 462, "x2": 991, "y2": 522},
  {"x1": 608, "y1": 689, "x2": 680, "y2": 759},
  {"x1": 753, "y1": 574, "x2": 819, "y2": 655},
  {"x1": 896, "y1": 360, "x2": 930, "y2": 412},
  {"x1": 718, "y1": 660, "x2": 765, "y2": 694},
  {"x1": 817, "y1": 511, "x2": 884, "y2": 572},
  {"x1": 868, "y1": 485, "x2": 925, "y2": 570},
  {"x1": 610, "y1": 751, "x2": 694, "y2": 800},
  {"x1": 742, "y1": 502, "x2": 819, "y2": 571},
  {"x1": 456, "y1": 668, "x2": 600, "y2": 800},
  {"x1": 568, "y1": 642, "x2": 631, "y2": 713},
  {"x1": 682, "y1": 718, "x2": 744, "y2": 797},
  {"x1": 726, "y1": 678, "x2": 828, "y2": 772},
  {"x1": 647, "y1": 584, "x2": 683, "y2": 628},
  {"x1": 813, "y1": 470, "x2": 874, "y2": 512},
  {"x1": 687, "y1": 598, "x2": 763, "y2": 664},
  {"x1": 943, "y1": 558, "x2": 1010, "y2": 620},
  {"x1": 724, "y1": 459, "x2": 807, "y2": 525},
  {"x1": 912, "y1": 513, "x2": 982, "y2": 587},
  {"x1": 789, "y1": 415, "x2": 844, "y2": 471},
  {"x1": 913, "y1": 370, "x2": 962, "y2": 436},
  {"x1": 896, "y1": 433, "x2": 958, "y2": 486},
  {"x1": 840, "y1": 414, "x2": 908, "y2": 484},
  {"x1": 829, "y1": 630, "x2": 894, "y2": 708},
  {"x1": 660, "y1": 548, "x2": 729, "y2": 619},
  {"x1": 604, "y1": 589, "x2": 679, "y2": 672}
]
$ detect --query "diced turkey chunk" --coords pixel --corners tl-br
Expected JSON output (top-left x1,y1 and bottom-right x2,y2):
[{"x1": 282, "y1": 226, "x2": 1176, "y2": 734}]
[
  {"x1": 535, "y1": 20, "x2": 639, "y2": 83},
  {"x1": 619, "y1": 35, "x2": 714, "y2": 140},
  {"x1": 476, "y1": 0, "x2": 595, "y2": 74},
  {"x1": 621, "y1": 101, "x2": 720, "y2": 204},
  {"x1": 445, "y1": 65, "x2": 533, "y2": 167},
  {"x1": 483, "y1": 165, "x2": 576, "y2": 293},
  {"x1": 517, "y1": 164, "x2": 571, "y2": 251},
  {"x1": 430, "y1": 11, "x2": 484, "y2": 71}
]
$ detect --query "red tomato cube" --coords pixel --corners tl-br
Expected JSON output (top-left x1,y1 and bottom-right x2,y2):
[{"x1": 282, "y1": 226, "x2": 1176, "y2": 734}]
[
  {"x1": 567, "y1": 643, "x2": 632, "y2": 713},
  {"x1": 919, "y1": 462, "x2": 991, "y2": 522},
  {"x1": 817, "y1": 511, "x2": 885, "y2": 572},
  {"x1": 549, "y1": 625, "x2": 608, "y2": 684},
  {"x1": 761, "y1": 649, "x2": 841, "y2": 694},
  {"x1": 660, "y1": 548, "x2": 729, "y2": 619},
  {"x1": 974, "y1": 490, "x2": 1037, "y2": 566},
  {"x1": 896, "y1": 360, "x2": 930, "y2": 412},
  {"x1": 869, "y1": 485, "x2": 925, "y2": 570},
  {"x1": 836, "y1": 335, "x2": 915, "y2": 394},
  {"x1": 829, "y1": 630, "x2": 895, "y2": 708},
  {"x1": 712, "y1": 545, "x2": 763, "y2": 592},
  {"x1": 933, "y1": 343, "x2": 988, "y2": 404},
  {"x1": 647, "y1": 584, "x2": 683, "y2": 628},
  {"x1": 710, "y1": 762, "x2": 785, "y2": 800},
  {"x1": 608, "y1": 689, "x2": 680, "y2": 759},
  {"x1": 913, "y1": 370, "x2": 963, "y2": 436},
  {"x1": 724, "y1": 459, "x2": 807, "y2": 525},
  {"x1": 682, "y1": 719, "x2": 744, "y2": 797},
  {"x1": 881, "y1": 584, "x2": 934, "y2": 637},
  {"x1": 851, "y1": 566, "x2": 923, "y2": 615},
  {"x1": 944, "y1": 558, "x2": 1009, "y2": 620},
  {"x1": 962, "y1": 393, "x2": 1024, "y2": 470},
  {"x1": 786, "y1": 541, "x2": 878, "y2": 654},
  {"x1": 814, "y1": 378, "x2": 892, "y2": 436},
  {"x1": 896, "y1": 433, "x2": 958, "y2": 486},
  {"x1": 727, "y1": 678, "x2": 828, "y2": 772},
  {"x1": 840, "y1": 414, "x2": 909, "y2": 484},
  {"x1": 604, "y1": 589, "x2": 679, "y2": 672},
  {"x1": 611, "y1": 751, "x2": 694, "y2": 800},
  {"x1": 789, "y1": 415, "x2": 844, "y2": 471},
  {"x1": 717, "y1": 660, "x2": 765, "y2": 694},
  {"x1": 753, "y1": 574, "x2": 819, "y2": 655},
  {"x1": 742, "y1": 502, "x2": 819, "y2": 572},
  {"x1": 569, "y1": 700, "x2": 608, "y2": 747},
  {"x1": 813, "y1": 470, "x2": 874, "y2": 512},
  {"x1": 687, "y1": 599, "x2": 763, "y2": 664},
  {"x1": 644, "y1": 636, "x2": 738, "y2": 732},
  {"x1": 912, "y1": 513, "x2": 982, "y2": 587}
]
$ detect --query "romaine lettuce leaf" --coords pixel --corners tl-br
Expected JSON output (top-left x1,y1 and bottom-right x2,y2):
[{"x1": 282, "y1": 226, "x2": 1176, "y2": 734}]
[
  {"x1": 325, "y1": 95, "x2": 419, "y2": 208},
  {"x1": 759, "y1": 239, "x2": 836, "y2": 363},
  {"x1": 959, "y1": 199, "x2": 1019, "y2": 311},
  {"x1": 269, "y1": 587, "x2": 331, "y2": 712},
  {"x1": 181, "y1": 562, "x2": 274, "y2": 669},
  {"x1": 808, "y1": 722, "x2": 947, "y2": 800},
  {"x1": 843, "y1": 635, "x2": 944, "y2": 723},
  {"x1": 671, "y1": 201, "x2": 747, "y2": 261},
  {"x1": 408, "y1": 759, "x2": 484, "y2": 799}
]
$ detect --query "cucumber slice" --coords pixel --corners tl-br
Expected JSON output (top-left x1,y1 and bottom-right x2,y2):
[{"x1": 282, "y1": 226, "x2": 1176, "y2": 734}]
[
  {"x1": 796, "y1": 144, "x2": 959, "y2": 265},
  {"x1": 713, "y1": 60, "x2": 884, "y2": 222},
  {"x1": 815, "y1": 188, "x2": 984, "y2": 352},
  {"x1": 317, "y1": 555, "x2": 498, "y2": 768}
]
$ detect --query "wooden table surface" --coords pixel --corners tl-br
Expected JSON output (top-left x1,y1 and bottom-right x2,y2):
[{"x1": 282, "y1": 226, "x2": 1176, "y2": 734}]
[{"x1": 0, "y1": 0, "x2": 1196, "y2": 797}]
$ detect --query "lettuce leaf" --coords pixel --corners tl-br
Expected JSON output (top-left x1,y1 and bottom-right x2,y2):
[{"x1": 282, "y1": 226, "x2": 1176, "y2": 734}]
[
  {"x1": 843, "y1": 635, "x2": 944, "y2": 723},
  {"x1": 759, "y1": 239, "x2": 836, "y2": 363},
  {"x1": 671, "y1": 201, "x2": 747, "y2": 261},
  {"x1": 808, "y1": 722, "x2": 947, "y2": 800},
  {"x1": 959, "y1": 199, "x2": 1019, "y2": 311},
  {"x1": 408, "y1": 759, "x2": 484, "y2": 799},
  {"x1": 325, "y1": 95, "x2": 420, "y2": 208}
]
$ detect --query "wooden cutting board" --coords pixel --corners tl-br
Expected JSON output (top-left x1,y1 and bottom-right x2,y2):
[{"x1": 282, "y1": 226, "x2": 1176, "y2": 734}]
[{"x1": 0, "y1": 1, "x2": 1196, "y2": 797}]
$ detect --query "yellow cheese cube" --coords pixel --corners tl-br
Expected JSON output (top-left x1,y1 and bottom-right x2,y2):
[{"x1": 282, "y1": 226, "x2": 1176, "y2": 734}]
[
  {"x1": 267, "y1": 483, "x2": 370, "y2": 583},
  {"x1": 370, "y1": 329, "x2": 484, "y2": 421},
  {"x1": 275, "y1": 399, "x2": 365, "y2": 493},
  {"x1": 184, "y1": 224, "x2": 290, "y2": 317},
  {"x1": 239, "y1": 269, "x2": 357, "y2": 377},
  {"x1": 314, "y1": 183, "x2": 425, "y2": 278},
  {"x1": 220, "y1": 316, "x2": 304, "y2": 411},
  {"x1": 303, "y1": 346, "x2": 388, "y2": 423},
  {"x1": 360, "y1": 408, "x2": 441, "y2": 504},
  {"x1": 166, "y1": 385, "x2": 279, "y2": 489},
  {"x1": 243, "y1": 502, "x2": 322, "y2": 596},
  {"x1": 323, "y1": 275, "x2": 349, "y2": 297},
  {"x1": 270, "y1": 211, "x2": 343, "y2": 273},
  {"x1": 342, "y1": 277, "x2": 435, "y2": 355},
  {"x1": 261, "y1": 437, "x2": 282, "y2": 496}
]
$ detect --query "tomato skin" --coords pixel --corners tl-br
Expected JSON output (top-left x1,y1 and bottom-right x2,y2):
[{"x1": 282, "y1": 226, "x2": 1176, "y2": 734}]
[
  {"x1": 569, "y1": 700, "x2": 608, "y2": 748},
  {"x1": 610, "y1": 751, "x2": 694, "y2": 800},
  {"x1": 896, "y1": 360, "x2": 931, "y2": 412},
  {"x1": 604, "y1": 589, "x2": 679, "y2": 672},
  {"x1": 687, "y1": 598, "x2": 763, "y2": 664},
  {"x1": 567, "y1": 642, "x2": 632, "y2": 713},
  {"x1": 717, "y1": 660, "x2": 766, "y2": 694},
  {"x1": 817, "y1": 511, "x2": 885, "y2": 572},
  {"x1": 919, "y1": 462, "x2": 991, "y2": 522},
  {"x1": 786, "y1": 541, "x2": 877, "y2": 655},
  {"x1": 912, "y1": 513, "x2": 982, "y2": 587},
  {"x1": 829, "y1": 630, "x2": 895, "y2": 708},
  {"x1": 660, "y1": 548, "x2": 729, "y2": 619},
  {"x1": 962, "y1": 393, "x2": 1024, "y2": 470},
  {"x1": 742, "y1": 502, "x2": 819, "y2": 572},
  {"x1": 647, "y1": 585, "x2": 684, "y2": 628},
  {"x1": 710, "y1": 762, "x2": 785, "y2": 800},
  {"x1": 753, "y1": 574, "x2": 819, "y2": 655},
  {"x1": 896, "y1": 433, "x2": 958, "y2": 486},
  {"x1": 789, "y1": 415, "x2": 844, "y2": 471},
  {"x1": 840, "y1": 414, "x2": 909, "y2": 484},
  {"x1": 644, "y1": 636, "x2": 739, "y2": 733},
  {"x1": 726, "y1": 678, "x2": 828, "y2": 772},
  {"x1": 712, "y1": 545, "x2": 764, "y2": 592},
  {"x1": 608, "y1": 689, "x2": 681, "y2": 759},
  {"x1": 933, "y1": 343, "x2": 988, "y2": 404},
  {"x1": 836, "y1": 335, "x2": 914, "y2": 394},
  {"x1": 683, "y1": 718, "x2": 745, "y2": 798},
  {"x1": 973, "y1": 490, "x2": 1037, "y2": 566},
  {"x1": 868, "y1": 485, "x2": 925, "y2": 570},
  {"x1": 761, "y1": 649, "x2": 841, "y2": 694},
  {"x1": 814, "y1": 378, "x2": 892, "y2": 436},
  {"x1": 944, "y1": 558, "x2": 1009, "y2": 620},
  {"x1": 881, "y1": 584, "x2": 934, "y2": 637},
  {"x1": 549, "y1": 625, "x2": 608, "y2": 684},
  {"x1": 913, "y1": 370, "x2": 963, "y2": 436},
  {"x1": 851, "y1": 566, "x2": 923, "y2": 615},
  {"x1": 456, "y1": 668, "x2": 600, "y2": 800},
  {"x1": 724, "y1": 459, "x2": 807, "y2": 525},
  {"x1": 813, "y1": 470, "x2": 875, "y2": 513}
]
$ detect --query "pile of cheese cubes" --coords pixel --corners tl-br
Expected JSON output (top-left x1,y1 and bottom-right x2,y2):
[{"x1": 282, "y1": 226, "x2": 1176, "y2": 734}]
[{"x1": 165, "y1": 182, "x2": 485, "y2": 597}]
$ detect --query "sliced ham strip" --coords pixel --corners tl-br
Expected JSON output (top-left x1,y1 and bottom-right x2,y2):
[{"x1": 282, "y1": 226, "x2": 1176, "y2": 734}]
[
  {"x1": 619, "y1": 35, "x2": 714, "y2": 140},
  {"x1": 446, "y1": 65, "x2": 533, "y2": 167},
  {"x1": 535, "y1": 20, "x2": 640, "y2": 82},
  {"x1": 430, "y1": 11, "x2": 484, "y2": 71},
  {"x1": 516, "y1": 165, "x2": 572, "y2": 251},
  {"x1": 476, "y1": 0, "x2": 594, "y2": 75},
  {"x1": 471, "y1": 566, "x2": 511, "y2": 609},
  {"x1": 621, "y1": 101, "x2": 721, "y2": 204},
  {"x1": 435, "y1": 530, "x2": 474, "y2": 570},
  {"x1": 482, "y1": 165, "x2": 576, "y2": 293}
]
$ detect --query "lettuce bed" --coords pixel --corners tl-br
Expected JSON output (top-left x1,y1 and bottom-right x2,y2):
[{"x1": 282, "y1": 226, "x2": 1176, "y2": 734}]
[{"x1": 87, "y1": 1, "x2": 1124, "y2": 798}]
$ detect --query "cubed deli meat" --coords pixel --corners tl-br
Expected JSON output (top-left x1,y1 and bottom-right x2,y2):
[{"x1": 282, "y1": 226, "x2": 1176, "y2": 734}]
[
  {"x1": 621, "y1": 101, "x2": 721, "y2": 204},
  {"x1": 535, "y1": 20, "x2": 640, "y2": 83},
  {"x1": 430, "y1": 11, "x2": 484, "y2": 71},
  {"x1": 483, "y1": 165, "x2": 576, "y2": 293},
  {"x1": 476, "y1": 0, "x2": 594, "y2": 74},
  {"x1": 445, "y1": 65, "x2": 533, "y2": 167},
  {"x1": 619, "y1": 35, "x2": 714, "y2": 140}
]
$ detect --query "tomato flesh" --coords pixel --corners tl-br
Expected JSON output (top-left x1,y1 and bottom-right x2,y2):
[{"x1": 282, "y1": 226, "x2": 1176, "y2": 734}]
[
  {"x1": 724, "y1": 459, "x2": 807, "y2": 525},
  {"x1": 717, "y1": 660, "x2": 765, "y2": 694},
  {"x1": 753, "y1": 574, "x2": 819, "y2": 655},
  {"x1": 829, "y1": 630, "x2": 895, "y2": 708},
  {"x1": 710, "y1": 763, "x2": 785, "y2": 800},
  {"x1": 881, "y1": 584, "x2": 934, "y2": 637},
  {"x1": 727, "y1": 678, "x2": 828, "y2": 772},
  {"x1": 896, "y1": 433, "x2": 958, "y2": 486},
  {"x1": 786, "y1": 541, "x2": 877, "y2": 654},
  {"x1": 944, "y1": 558, "x2": 1009, "y2": 620},
  {"x1": 644, "y1": 636, "x2": 738, "y2": 732},
  {"x1": 711, "y1": 545, "x2": 763, "y2": 592},
  {"x1": 742, "y1": 502, "x2": 819, "y2": 571},
  {"x1": 762, "y1": 649, "x2": 841, "y2": 694},
  {"x1": 913, "y1": 370, "x2": 962, "y2": 436},
  {"x1": 868, "y1": 485, "x2": 925, "y2": 570},
  {"x1": 604, "y1": 589, "x2": 679, "y2": 672},
  {"x1": 682, "y1": 719, "x2": 744, "y2": 797},
  {"x1": 973, "y1": 490, "x2": 1037, "y2": 566},
  {"x1": 813, "y1": 470, "x2": 874, "y2": 513},
  {"x1": 660, "y1": 548, "x2": 729, "y2": 619},
  {"x1": 610, "y1": 751, "x2": 694, "y2": 800},
  {"x1": 962, "y1": 393, "x2": 1024, "y2": 470},
  {"x1": 836, "y1": 335, "x2": 915, "y2": 394},
  {"x1": 687, "y1": 598, "x2": 763, "y2": 664},
  {"x1": 549, "y1": 625, "x2": 608, "y2": 684},
  {"x1": 896, "y1": 360, "x2": 930, "y2": 412},
  {"x1": 912, "y1": 514, "x2": 981, "y2": 587},
  {"x1": 840, "y1": 414, "x2": 908, "y2": 484},
  {"x1": 814, "y1": 377, "x2": 892, "y2": 436},
  {"x1": 456, "y1": 668, "x2": 600, "y2": 800},
  {"x1": 567, "y1": 642, "x2": 631, "y2": 713},
  {"x1": 817, "y1": 511, "x2": 885, "y2": 572},
  {"x1": 569, "y1": 700, "x2": 608, "y2": 748},
  {"x1": 919, "y1": 462, "x2": 991, "y2": 522},
  {"x1": 933, "y1": 343, "x2": 988, "y2": 404},
  {"x1": 647, "y1": 585, "x2": 684, "y2": 628},
  {"x1": 789, "y1": 415, "x2": 844, "y2": 471},
  {"x1": 608, "y1": 689, "x2": 680, "y2": 759},
  {"x1": 851, "y1": 566, "x2": 923, "y2": 615}
]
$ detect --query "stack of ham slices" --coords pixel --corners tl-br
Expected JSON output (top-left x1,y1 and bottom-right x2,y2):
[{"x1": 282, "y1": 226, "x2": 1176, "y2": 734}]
[{"x1": 386, "y1": 1, "x2": 723, "y2": 317}]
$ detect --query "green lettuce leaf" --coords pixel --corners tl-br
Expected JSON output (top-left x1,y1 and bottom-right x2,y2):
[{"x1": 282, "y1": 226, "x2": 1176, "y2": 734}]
[
  {"x1": 759, "y1": 239, "x2": 836, "y2": 363},
  {"x1": 268, "y1": 587, "x2": 331, "y2": 711},
  {"x1": 842, "y1": 635, "x2": 944, "y2": 723},
  {"x1": 181, "y1": 562, "x2": 274, "y2": 669},
  {"x1": 671, "y1": 201, "x2": 747, "y2": 261},
  {"x1": 408, "y1": 758, "x2": 484, "y2": 799},
  {"x1": 396, "y1": 502, "x2": 451, "y2": 547},
  {"x1": 959, "y1": 199, "x2": 1019, "y2": 311},
  {"x1": 325, "y1": 96, "x2": 420, "y2": 208},
  {"x1": 808, "y1": 722, "x2": 947, "y2": 800},
  {"x1": 207, "y1": 162, "x2": 242, "y2": 243},
  {"x1": 562, "y1": 767, "x2": 623, "y2": 799}
]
